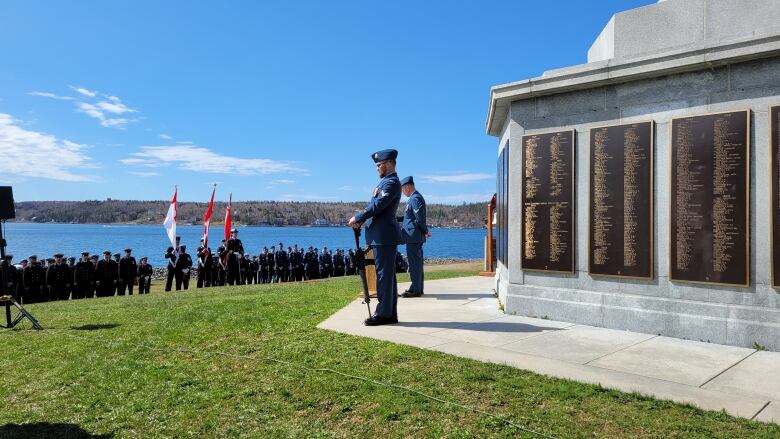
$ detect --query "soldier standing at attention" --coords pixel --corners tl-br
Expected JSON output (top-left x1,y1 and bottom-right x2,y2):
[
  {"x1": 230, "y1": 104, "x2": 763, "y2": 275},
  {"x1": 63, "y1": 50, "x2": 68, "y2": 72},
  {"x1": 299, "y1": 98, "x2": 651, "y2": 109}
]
[
  {"x1": 112, "y1": 253, "x2": 122, "y2": 295},
  {"x1": 333, "y1": 249, "x2": 345, "y2": 277},
  {"x1": 259, "y1": 247, "x2": 270, "y2": 284},
  {"x1": 176, "y1": 245, "x2": 193, "y2": 290},
  {"x1": 46, "y1": 254, "x2": 71, "y2": 300},
  {"x1": 96, "y1": 251, "x2": 118, "y2": 297},
  {"x1": 66, "y1": 257, "x2": 76, "y2": 299},
  {"x1": 74, "y1": 251, "x2": 94, "y2": 299},
  {"x1": 164, "y1": 246, "x2": 177, "y2": 292},
  {"x1": 1, "y1": 255, "x2": 16, "y2": 298},
  {"x1": 119, "y1": 248, "x2": 138, "y2": 296},
  {"x1": 138, "y1": 257, "x2": 153, "y2": 294},
  {"x1": 223, "y1": 228, "x2": 244, "y2": 285},
  {"x1": 196, "y1": 239, "x2": 210, "y2": 288},
  {"x1": 275, "y1": 242, "x2": 288, "y2": 282},
  {"x1": 397, "y1": 176, "x2": 430, "y2": 297},
  {"x1": 23, "y1": 255, "x2": 46, "y2": 303},
  {"x1": 348, "y1": 149, "x2": 402, "y2": 326},
  {"x1": 268, "y1": 245, "x2": 277, "y2": 283}
]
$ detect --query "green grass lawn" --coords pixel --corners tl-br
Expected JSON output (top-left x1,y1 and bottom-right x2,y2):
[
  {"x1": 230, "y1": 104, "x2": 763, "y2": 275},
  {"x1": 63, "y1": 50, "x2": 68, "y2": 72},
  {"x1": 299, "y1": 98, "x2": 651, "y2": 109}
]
[{"x1": 1, "y1": 270, "x2": 778, "y2": 438}]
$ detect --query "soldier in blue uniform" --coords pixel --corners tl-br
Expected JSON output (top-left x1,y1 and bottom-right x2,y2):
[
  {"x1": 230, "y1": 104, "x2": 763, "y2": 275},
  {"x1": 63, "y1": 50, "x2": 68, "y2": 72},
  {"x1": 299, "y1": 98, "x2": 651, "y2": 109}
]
[
  {"x1": 348, "y1": 149, "x2": 402, "y2": 326},
  {"x1": 397, "y1": 176, "x2": 430, "y2": 297}
]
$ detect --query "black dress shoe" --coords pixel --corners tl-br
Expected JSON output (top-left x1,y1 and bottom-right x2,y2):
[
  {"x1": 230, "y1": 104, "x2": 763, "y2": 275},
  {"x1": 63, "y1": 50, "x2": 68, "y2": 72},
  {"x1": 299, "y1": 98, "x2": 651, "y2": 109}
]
[
  {"x1": 364, "y1": 316, "x2": 398, "y2": 326},
  {"x1": 401, "y1": 291, "x2": 422, "y2": 298}
]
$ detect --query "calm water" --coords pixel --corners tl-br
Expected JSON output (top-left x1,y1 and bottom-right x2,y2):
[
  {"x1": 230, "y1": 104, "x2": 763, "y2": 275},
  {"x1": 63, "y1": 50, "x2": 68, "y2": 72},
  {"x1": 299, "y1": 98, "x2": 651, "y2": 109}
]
[{"x1": 2, "y1": 223, "x2": 486, "y2": 266}]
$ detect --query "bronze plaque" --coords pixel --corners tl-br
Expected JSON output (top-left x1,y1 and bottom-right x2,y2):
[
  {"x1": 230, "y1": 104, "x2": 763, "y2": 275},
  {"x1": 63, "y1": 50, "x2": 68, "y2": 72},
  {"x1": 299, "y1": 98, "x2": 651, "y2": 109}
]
[
  {"x1": 670, "y1": 110, "x2": 750, "y2": 287},
  {"x1": 521, "y1": 130, "x2": 575, "y2": 273},
  {"x1": 772, "y1": 106, "x2": 780, "y2": 287},
  {"x1": 589, "y1": 121, "x2": 654, "y2": 278}
]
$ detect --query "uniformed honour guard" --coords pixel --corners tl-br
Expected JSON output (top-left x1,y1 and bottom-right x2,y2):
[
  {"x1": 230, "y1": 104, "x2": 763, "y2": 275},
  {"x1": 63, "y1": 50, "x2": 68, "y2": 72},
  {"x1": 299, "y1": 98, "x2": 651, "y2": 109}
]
[
  {"x1": 164, "y1": 245, "x2": 177, "y2": 292},
  {"x1": 54, "y1": 256, "x2": 68, "y2": 301},
  {"x1": 348, "y1": 149, "x2": 403, "y2": 326},
  {"x1": 74, "y1": 251, "x2": 95, "y2": 299},
  {"x1": 176, "y1": 245, "x2": 193, "y2": 290},
  {"x1": 24, "y1": 255, "x2": 46, "y2": 303},
  {"x1": 196, "y1": 240, "x2": 213, "y2": 288},
  {"x1": 137, "y1": 257, "x2": 152, "y2": 294},
  {"x1": 119, "y1": 248, "x2": 138, "y2": 296},
  {"x1": 396, "y1": 176, "x2": 429, "y2": 297},
  {"x1": 222, "y1": 229, "x2": 244, "y2": 285},
  {"x1": 96, "y1": 251, "x2": 118, "y2": 297},
  {"x1": 1, "y1": 254, "x2": 16, "y2": 298}
]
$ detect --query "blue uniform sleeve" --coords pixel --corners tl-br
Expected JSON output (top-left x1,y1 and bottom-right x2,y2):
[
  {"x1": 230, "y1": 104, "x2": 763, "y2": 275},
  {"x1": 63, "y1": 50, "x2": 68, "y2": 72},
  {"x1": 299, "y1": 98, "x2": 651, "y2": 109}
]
[
  {"x1": 411, "y1": 195, "x2": 428, "y2": 235},
  {"x1": 355, "y1": 178, "x2": 400, "y2": 224}
]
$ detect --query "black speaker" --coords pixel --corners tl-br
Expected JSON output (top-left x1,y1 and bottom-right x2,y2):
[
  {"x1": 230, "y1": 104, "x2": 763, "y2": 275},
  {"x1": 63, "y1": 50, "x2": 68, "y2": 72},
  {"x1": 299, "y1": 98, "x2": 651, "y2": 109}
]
[{"x1": 0, "y1": 186, "x2": 15, "y2": 220}]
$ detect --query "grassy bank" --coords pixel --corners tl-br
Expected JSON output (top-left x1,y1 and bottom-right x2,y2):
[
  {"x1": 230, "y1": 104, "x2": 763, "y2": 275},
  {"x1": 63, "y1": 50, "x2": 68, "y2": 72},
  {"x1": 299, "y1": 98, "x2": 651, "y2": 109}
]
[{"x1": 0, "y1": 270, "x2": 777, "y2": 438}]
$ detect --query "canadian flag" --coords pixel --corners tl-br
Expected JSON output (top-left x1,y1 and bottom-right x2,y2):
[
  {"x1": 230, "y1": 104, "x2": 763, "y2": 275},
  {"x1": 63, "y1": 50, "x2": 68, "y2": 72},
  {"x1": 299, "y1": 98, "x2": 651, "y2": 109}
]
[
  {"x1": 224, "y1": 193, "x2": 232, "y2": 240},
  {"x1": 202, "y1": 185, "x2": 216, "y2": 258},
  {"x1": 163, "y1": 187, "x2": 178, "y2": 247}
]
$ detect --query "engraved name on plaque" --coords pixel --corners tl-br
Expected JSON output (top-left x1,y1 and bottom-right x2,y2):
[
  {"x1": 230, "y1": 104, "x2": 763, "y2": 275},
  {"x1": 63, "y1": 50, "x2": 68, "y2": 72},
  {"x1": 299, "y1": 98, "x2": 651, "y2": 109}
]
[
  {"x1": 670, "y1": 110, "x2": 750, "y2": 287},
  {"x1": 771, "y1": 106, "x2": 780, "y2": 287},
  {"x1": 521, "y1": 130, "x2": 575, "y2": 272},
  {"x1": 589, "y1": 121, "x2": 654, "y2": 278}
]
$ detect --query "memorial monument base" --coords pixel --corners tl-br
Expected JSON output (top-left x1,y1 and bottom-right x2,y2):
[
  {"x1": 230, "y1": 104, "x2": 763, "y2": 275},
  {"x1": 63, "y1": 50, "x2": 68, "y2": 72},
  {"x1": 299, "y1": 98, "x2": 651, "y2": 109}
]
[{"x1": 503, "y1": 282, "x2": 780, "y2": 351}]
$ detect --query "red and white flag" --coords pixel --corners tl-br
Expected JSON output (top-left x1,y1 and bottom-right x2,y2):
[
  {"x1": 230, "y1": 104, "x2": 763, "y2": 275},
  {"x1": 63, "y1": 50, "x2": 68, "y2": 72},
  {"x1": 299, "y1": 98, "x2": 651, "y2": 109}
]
[
  {"x1": 222, "y1": 193, "x2": 232, "y2": 265},
  {"x1": 223, "y1": 192, "x2": 232, "y2": 241},
  {"x1": 163, "y1": 187, "x2": 178, "y2": 247},
  {"x1": 202, "y1": 185, "x2": 216, "y2": 257}
]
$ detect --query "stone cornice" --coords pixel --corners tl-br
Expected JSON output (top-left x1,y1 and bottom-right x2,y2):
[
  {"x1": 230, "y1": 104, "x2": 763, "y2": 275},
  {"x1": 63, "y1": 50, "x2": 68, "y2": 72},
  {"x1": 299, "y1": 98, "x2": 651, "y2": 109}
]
[{"x1": 485, "y1": 31, "x2": 780, "y2": 137}]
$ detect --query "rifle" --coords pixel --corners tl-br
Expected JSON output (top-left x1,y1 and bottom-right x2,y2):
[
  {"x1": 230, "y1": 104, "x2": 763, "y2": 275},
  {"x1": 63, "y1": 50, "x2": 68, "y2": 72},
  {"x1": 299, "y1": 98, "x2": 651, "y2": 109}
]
[{"x1": 353, "y1": 228, "x2": 372, "y2": 318}]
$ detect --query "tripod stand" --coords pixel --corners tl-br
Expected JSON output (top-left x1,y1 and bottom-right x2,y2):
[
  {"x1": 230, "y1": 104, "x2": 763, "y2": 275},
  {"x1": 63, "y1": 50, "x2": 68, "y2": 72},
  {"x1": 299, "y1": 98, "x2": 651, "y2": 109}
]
[{"x1": 1, "y1": 219, "x2": 43, "y2": 330}]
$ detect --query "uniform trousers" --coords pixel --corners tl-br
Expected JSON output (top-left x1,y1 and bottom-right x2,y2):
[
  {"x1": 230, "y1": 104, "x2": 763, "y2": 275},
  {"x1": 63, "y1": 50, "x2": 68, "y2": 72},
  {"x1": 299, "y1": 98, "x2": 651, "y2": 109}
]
[
  {"x1": 406, "y1": 242, "x2": 424, "y2": 293},
  {"x1": 372, "y1": 245, "x2": 398, "y2": 319}
]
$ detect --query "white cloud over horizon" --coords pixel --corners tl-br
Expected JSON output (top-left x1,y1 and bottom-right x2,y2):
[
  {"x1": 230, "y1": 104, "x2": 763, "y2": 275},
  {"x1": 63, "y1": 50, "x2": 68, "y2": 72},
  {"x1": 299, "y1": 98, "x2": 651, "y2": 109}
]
[
  {"x1": 0, "y1": 113, "x2": 94, "y2": 182},
  {"x1": 422, "y1": 172, "x2": 494, "y2": 183},
  {"x1": 159, "y1": 133, "x2": 173, "y2": 140},
  {"x1": 121, "y1": 145, "x2": 303, "y2": 175}
]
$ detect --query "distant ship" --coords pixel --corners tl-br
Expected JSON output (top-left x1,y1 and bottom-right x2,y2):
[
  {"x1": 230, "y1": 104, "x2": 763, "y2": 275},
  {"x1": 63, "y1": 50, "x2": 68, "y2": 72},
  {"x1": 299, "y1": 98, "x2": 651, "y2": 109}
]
[{"x1": 311, "y1": 218, "x2": 330, "y2": 227}]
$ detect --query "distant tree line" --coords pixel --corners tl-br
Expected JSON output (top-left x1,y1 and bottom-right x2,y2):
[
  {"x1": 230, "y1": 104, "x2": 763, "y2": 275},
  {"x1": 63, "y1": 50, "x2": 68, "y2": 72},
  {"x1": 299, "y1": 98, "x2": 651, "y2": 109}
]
[{"x1": 11, "y1": 200, "x2": 489, "y2": 228}]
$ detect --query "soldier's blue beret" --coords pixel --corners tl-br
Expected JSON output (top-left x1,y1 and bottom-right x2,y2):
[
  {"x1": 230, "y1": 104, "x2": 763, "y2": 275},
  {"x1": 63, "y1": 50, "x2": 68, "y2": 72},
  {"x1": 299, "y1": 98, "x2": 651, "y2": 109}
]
[
  {"x1": 372, "y1": 149, "x2": 398, "y2": 163},
  {"x1": 400, "y1": 176, "x2": 414, "y2": 186}
]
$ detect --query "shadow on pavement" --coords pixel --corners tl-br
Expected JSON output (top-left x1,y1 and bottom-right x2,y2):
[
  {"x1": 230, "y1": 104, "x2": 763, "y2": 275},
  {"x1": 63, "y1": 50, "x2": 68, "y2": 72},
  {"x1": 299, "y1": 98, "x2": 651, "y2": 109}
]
[{"x1": 393, "y1": 320, "x2": 563, "y2": 333}]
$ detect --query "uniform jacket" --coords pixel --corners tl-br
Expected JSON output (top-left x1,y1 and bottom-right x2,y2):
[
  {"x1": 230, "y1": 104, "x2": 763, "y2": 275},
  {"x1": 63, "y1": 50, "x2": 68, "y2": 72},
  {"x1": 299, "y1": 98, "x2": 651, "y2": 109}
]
[
  {"x1": 96, "y1": 259, "x2": 118, "y2": 283},
  {"x1": 398, "y1": 190, "x2": 428, "y2": 244},
  {"x1": 119, "y1": 256, "x2": 138, "y2": 280},
  {"x1": 355, "y1": 172, "x2": 402, "y2": 246},
  {"x1": 74, "y1": 260, "x2": 95, "y2": 285},
  {"x1": 47, "y1": 263, "x2": 71, "y2": 285}
]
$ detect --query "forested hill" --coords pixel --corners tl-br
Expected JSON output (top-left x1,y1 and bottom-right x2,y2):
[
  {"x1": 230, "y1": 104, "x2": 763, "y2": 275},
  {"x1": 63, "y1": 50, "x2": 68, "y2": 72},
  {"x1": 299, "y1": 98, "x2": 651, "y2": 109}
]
[{"x1": 11, "y1": 200, "x2": 488, "y2": 228}]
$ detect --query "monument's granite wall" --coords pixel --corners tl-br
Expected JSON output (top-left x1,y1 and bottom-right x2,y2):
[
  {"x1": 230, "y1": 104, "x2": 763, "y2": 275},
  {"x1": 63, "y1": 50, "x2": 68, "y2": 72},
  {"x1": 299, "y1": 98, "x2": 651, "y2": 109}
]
[{"x1": 492, "y1": 0, "x2": 780, "y2": 350}]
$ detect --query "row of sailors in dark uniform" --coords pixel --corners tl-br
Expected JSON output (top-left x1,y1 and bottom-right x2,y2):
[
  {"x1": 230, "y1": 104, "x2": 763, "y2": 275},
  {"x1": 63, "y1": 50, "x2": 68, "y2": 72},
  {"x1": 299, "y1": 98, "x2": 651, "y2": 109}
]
[
  {"x1": 0, "y1": 249, "x2": 152, "y2": 304},
  {"x1": 174, "y1": 229, "x2": 408, "y2": 289}
]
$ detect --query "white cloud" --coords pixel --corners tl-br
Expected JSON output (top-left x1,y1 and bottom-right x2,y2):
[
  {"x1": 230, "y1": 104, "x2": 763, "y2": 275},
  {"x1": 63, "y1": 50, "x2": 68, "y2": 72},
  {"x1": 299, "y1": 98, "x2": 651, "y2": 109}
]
[
  {"x1": 70, "y1": 86, "x2": 97, "y2": 97},
  {"x1": 337, "y1": 185, "x2": 353, "y2": 191},
  {"x1": 76, "y1": 99, "x2": 135, "y2": 129},
  {"x1": 128, "y1": 171, "x2": 160, "y2": 177},
  {"x1": 273, "y1": 179, "x2": 295, "y2": 184},
  {"x1": 121, "y1": 145, "x2": 302, "y2": 175},
  {"x1": 28, "y1": 91, "x2": 73, "y2": 100},
  {"x1": 176, "y1": 140, "x2": 193, "y2": 145},
  {"x1": 422, "y1": 172, "x2": 494, "y2": 183},
  {"x1": 424, "y1": 193, "x2": 493, "y2": 204},
  {"x1": 0, "y1": 113, "x2": 93, "y2": 181},
  {"x1": 159, "y1": 133, "x2": 173, "y2": 140}
]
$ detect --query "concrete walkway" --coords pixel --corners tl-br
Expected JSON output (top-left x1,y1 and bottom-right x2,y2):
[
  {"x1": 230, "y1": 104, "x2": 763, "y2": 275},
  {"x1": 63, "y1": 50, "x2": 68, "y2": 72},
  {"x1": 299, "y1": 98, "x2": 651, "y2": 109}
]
[{"x1": 318, "y1": 276, "x2": 780, "y2": 423}]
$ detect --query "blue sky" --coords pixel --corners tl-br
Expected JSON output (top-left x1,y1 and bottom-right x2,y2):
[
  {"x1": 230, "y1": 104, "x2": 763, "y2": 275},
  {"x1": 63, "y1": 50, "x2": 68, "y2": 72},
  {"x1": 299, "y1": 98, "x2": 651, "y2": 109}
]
[{"x1": 0, "y1": 0, "x2": 653, "y2": 204}]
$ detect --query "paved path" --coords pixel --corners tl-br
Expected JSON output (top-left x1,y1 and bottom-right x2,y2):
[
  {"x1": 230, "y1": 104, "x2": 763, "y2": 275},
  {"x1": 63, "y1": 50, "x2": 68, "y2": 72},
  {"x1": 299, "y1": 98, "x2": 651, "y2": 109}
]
[{"x1": 318, "y1": 276, "x2": 780, "y2": 423}]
